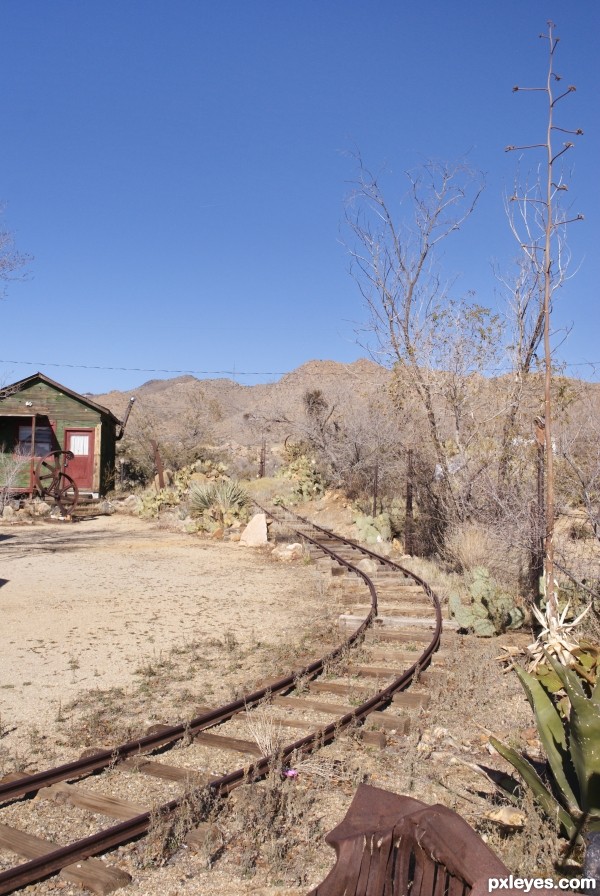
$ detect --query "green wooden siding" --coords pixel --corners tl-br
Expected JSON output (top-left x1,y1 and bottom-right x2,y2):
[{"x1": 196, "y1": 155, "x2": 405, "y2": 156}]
[{"x1": 0, "y1": 378, "x2": 118, "y2": 495}]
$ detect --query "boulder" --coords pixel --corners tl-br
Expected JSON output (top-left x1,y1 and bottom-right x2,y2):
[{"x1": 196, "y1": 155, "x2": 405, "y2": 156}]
[
  {"x1": 35, "y1": 501, "x2": 52, "y2": 517},
  {"x1": 357, "y1": 557, "x2": 379, "y2": 576},
  {"x1": 97, "y1": 500, "x2": 115, "y2": 515},
  {"x1": 2, "y1": 505, "x2": 15, "y2": 521},
  {"x1": 239, "y1": 513, "x2": 268, "y2": 546},
  {"x1": 118, "y1": 495, "x2": 143, "y2": 514},
  {"x1": 272, "y1": 542, "x2": 304, "y2": 562}
]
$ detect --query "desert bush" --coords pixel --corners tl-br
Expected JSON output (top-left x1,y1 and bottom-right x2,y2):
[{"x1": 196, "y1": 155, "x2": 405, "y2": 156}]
[
  {"x1": 0, "y1": 444, "x2": 30, "y2": 512},
  {"x1": 443, "y1": 521, "x2": 526, "y2": 589},
  {"x1": 354, "y1": 512, "x2": 392, "y2": 545},
  {"x1": 278, "y1": 453, "x2": 326, "y2": 502},
  {"x1": 189, "y1": 479, "x2": 250, "y2": 527}
]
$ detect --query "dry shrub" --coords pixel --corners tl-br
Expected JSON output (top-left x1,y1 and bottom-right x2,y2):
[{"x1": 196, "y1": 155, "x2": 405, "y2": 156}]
[
  {"x1": 137, "y1": 786, "x2": 220, "y2": 867},
  {"x1": 221, "y1": 770, "x2": 321, "y2": 884},
  {"x1": 443, "y1": 522, "x2": 524, "y2": 587},
  {"x1": 244, "y1": 702, "x2": 284, "y2": 756}
]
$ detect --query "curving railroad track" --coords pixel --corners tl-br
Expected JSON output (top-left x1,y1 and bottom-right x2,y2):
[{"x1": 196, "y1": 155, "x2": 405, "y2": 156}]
[{"x1": 0, "y1": 504, "x2": 446, "y2": 894}]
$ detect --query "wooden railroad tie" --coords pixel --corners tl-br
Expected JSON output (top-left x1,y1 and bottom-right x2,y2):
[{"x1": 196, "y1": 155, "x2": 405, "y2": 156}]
[{"x1": 0, "y1": 823, "x2": 131, "y2": 896}]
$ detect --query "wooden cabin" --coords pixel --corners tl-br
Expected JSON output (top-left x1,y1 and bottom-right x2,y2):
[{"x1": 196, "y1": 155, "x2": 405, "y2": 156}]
[{"x1": 0, "y1": 372, "x2": 124, "y2": 499}]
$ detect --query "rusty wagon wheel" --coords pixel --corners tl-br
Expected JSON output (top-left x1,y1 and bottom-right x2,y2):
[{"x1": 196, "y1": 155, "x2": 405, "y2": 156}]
[{"x1": 34, "y1": 450, "x2": 80, "y2": 516}]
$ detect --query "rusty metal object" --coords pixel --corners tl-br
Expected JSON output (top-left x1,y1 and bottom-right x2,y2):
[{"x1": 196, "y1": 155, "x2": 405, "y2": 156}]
[
  {"x1": 34, "y1": 450, "x2": 79, "y2": 516},
  {"x1": 308, "y1": 784, "x2": 513, "y2": 896},
  {"x1": 115, "y1": 396, "x2": 135, "y2": 441}
]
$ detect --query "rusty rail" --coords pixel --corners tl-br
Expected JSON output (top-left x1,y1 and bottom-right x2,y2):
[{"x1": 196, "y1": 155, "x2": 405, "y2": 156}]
[{"x1": 0, "y1": 506, "x2": 442, "y2": 894}]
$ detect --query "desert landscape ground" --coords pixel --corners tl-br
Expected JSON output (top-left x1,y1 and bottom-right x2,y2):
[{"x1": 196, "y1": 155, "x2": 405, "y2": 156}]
[{"x1": 0, "y1": 502, "x2": 562, "y2": 896}]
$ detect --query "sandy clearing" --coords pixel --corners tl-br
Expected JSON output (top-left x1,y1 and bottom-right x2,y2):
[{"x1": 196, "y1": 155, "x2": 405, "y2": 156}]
[{"x1": 0, "y1": 514, "x2": 318, "y2": 758}]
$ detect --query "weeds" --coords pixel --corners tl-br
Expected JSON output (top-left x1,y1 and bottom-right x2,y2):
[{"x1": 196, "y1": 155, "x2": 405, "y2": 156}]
[
  {"x1": 137, "y1": 786, "x2": 220, "y2": 868},
  {"x1": 221, "y1": 768, "x2": 321, "y2": 884},
  {"x1": 244, "y1": 702, "x2": 284, "y2": 757}
]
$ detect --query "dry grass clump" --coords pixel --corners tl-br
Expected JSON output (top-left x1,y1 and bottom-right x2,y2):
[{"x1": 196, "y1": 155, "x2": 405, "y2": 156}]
[
  {"x1": 220, "y1": 769, "x2": 322, "y2": 885},
  {"x1": 136, "y1": 786, "x2": 221, "y2": 868},
  {"x1": 478, "y1": 790, "x2": 563, "y2": 877},
  {"x1": 244, "y1": 702, "x2": 284, "y2": 757},
  {"x1": 443, "y1": 523, "x2": 524, "y2": 586}
]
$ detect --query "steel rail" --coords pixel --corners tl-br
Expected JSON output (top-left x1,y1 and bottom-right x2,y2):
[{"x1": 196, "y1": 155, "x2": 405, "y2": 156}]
[
  {"x1": 0, "y1": 522, "x2": 376, "y2": 807},
  {"x1": 0, "y1": 507, "x2": 442, "y2": 894}
]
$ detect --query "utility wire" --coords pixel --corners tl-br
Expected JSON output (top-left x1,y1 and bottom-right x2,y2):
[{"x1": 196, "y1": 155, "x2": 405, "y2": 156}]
[{"x1": 0, "y1": 357, "x2": 599, "y2": 378}]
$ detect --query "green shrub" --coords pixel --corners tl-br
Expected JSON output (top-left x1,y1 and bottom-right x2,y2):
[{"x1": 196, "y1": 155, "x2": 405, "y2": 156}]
[
  {"x1": 354, "y1": 512, "x2": 392, "y2": 545},
  {"x1": 189, "y1": 480, "x2": 250, "y2": 527}
]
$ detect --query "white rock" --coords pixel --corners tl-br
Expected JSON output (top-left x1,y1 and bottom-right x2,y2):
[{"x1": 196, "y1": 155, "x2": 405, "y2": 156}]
[
  {"x1": 239, "y1": 513, "x2": 268, "y2": 546},
  {"x1": 272, "y1": 542, "x2": 304, "y2": 562},
  {"x1": 357, "y1": 557, "x2": 379, "y2": 575}
]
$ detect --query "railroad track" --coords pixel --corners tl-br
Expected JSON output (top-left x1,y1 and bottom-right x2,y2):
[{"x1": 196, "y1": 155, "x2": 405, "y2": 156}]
[{"x1": 0, "y1": 504, "x2": 446, "y2": 894}]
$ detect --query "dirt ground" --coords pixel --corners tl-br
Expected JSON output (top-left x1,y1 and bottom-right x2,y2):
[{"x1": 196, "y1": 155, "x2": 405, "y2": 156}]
[
  {"x1": 0, "y1": 510, "x2": 564, "y2": 896},
  {"x1": 0, "y1": 514, "x2": 326, "y2": 761}
]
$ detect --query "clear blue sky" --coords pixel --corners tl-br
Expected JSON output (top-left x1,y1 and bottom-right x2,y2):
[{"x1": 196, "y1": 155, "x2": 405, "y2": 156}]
[{"x1": 1, "y1": 1, "x2": 598, "y2": 394}]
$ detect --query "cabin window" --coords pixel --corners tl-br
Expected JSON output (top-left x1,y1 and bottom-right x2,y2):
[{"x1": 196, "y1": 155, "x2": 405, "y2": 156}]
[
  {"x1": 69, "y1": 434, "x2": 89, "y2": 456},
  {"x1": 18, "y1": 425, "x2": 54, "y2": 457}
]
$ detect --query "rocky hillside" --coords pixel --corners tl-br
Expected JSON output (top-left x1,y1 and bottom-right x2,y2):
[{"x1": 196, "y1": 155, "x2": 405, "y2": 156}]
[{"x1": 90, "y1": 358, "x2": 390, "y2": 448}]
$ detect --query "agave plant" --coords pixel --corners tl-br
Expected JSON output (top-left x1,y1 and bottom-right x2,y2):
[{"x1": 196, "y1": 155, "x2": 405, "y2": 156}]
[
  {"x1": 490, "y1": 651, "x2": 600, "y2": 862},
  {"x1": 189, "y1": 480, "x2": 250, "y2": 525}
]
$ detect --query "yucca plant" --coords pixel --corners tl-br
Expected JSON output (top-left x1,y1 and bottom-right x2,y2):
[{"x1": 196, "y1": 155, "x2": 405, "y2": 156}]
[
  {"x1": 491, "y1": 652, "x2": 600, "y2": 869},
  {"x1": 189, "y1": 479, "x2": 250, "y2": 526}
]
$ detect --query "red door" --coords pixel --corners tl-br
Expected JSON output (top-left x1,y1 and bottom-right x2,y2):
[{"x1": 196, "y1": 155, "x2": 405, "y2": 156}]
[{"x1": 64, "y1": 429, "x2": 95, "y2": 490}]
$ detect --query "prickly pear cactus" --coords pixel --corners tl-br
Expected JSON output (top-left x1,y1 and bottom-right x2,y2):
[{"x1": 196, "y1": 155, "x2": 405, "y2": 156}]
[
  {"x1": 354, "y1": 512, "x2": 392, "y2": 545},
  {"x1": 450, "y1": 567, "x2": 524, "y2": 636},
  {"x1": 449, "y1": 592, "x2": 496, "y2": 637}
]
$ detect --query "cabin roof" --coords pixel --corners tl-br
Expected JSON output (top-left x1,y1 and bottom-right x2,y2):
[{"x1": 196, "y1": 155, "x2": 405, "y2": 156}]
[{"x1": 0, "y1": 372, "x2": 122, "y2": 424}]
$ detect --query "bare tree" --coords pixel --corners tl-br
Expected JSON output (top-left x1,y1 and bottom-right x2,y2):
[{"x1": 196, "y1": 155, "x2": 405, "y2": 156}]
[
  {"x1": 495, "y1": 250, "x2": 545, "y2": 492},
  {"x1": 345, "y1": 156, "x2": 499, "y2": 522},
  {"x1": 0, "y1": 204, "x2": 30, "y2": 297},
  {"x1": 506, "y1": 20, "x2": 583, "y2": 618}
]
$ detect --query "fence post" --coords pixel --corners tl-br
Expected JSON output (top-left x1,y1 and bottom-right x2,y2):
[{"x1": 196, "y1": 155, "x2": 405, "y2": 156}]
[
  {"x1": 150, "y1": 440, "x2": 165, "y2": 491},
  {"x1": 405, "y1": 449, "x2": 414, "y2": 556}
]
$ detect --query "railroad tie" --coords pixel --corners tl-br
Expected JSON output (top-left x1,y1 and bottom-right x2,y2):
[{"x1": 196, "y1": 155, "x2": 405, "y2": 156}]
[{"x1": 0, "y1": 823, "x2": 131, "y2": 895}]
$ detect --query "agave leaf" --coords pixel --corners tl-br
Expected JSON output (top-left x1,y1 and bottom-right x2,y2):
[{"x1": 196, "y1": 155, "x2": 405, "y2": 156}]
[
  {"x1": 570, "y1": 661, "x2": 597, "y2": 686},
  {"x1": 546, "y1": 653, "x2": 600, "y2": 814},
  {"x1": 536, "y1": 664, "x2": 565, "y2": 694},
  {"x1": 514, "y1": 665, "x2": 579, "y2": 811},
  {"x1": 544, "y1": 650, "x2": 587, "y2": 700},
  {"x1": 489, "y1": 737, "x2": 576, "y2": 838},
  {"x1": 574, "y1": 651, "x2": 596, "y2": 672}
]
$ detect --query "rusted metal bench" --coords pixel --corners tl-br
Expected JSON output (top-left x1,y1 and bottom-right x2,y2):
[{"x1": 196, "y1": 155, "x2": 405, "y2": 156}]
[{"x1": 308, "y1": 784, "x2": 516, "y2": 896}]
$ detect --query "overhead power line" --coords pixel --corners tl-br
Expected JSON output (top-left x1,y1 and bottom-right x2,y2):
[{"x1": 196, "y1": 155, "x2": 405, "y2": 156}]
[
  {"x1": 0, "y1": 357, "x2": 599, "y2": 378},
  {"x1": 0, "y1": 358, "x2": 287, "y2": 377}
]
